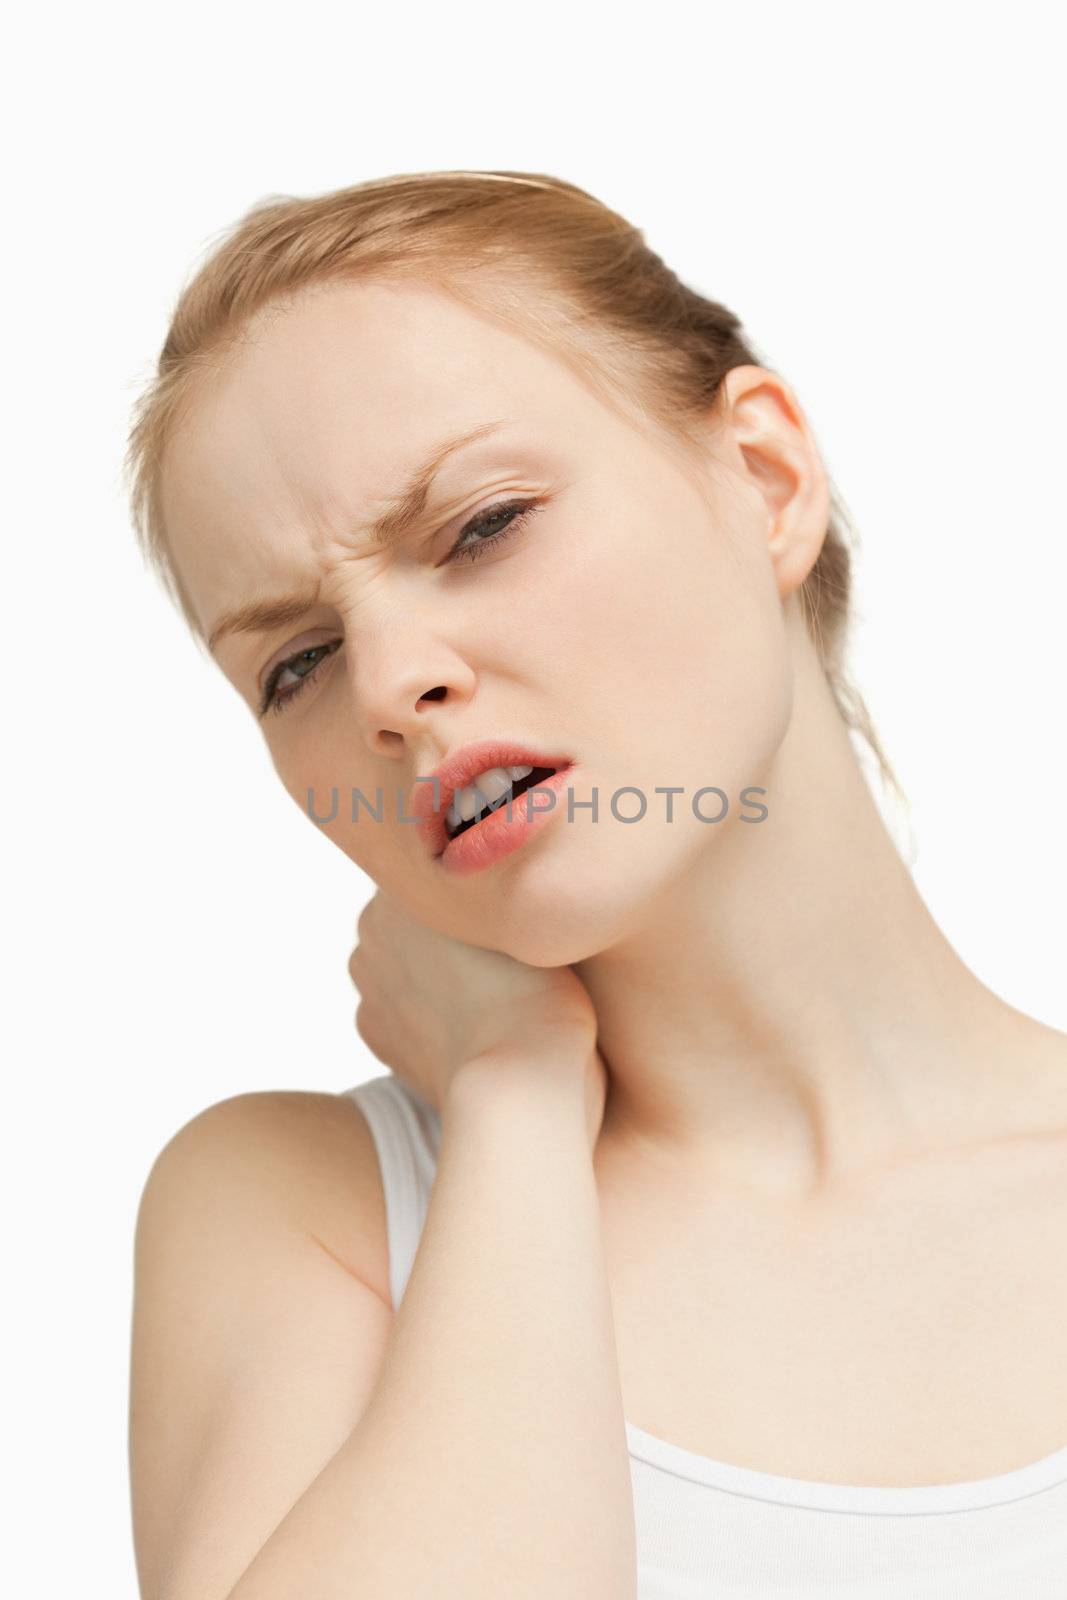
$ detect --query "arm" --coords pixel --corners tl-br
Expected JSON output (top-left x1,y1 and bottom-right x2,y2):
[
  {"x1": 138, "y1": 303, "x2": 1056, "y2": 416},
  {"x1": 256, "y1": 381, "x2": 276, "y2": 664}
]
[
  {"x1": 129, "y1": 1090, "x2": 398, "y2": 1600},
  {"x1": 224, "y1": 1053, "x2": 636, "y2": 1599}
]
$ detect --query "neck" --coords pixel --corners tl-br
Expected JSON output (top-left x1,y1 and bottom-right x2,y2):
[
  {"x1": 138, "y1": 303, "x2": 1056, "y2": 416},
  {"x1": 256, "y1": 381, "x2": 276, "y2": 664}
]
[{"x1": 575, "y1": 637, "x2": 1023, "y2": 1203}]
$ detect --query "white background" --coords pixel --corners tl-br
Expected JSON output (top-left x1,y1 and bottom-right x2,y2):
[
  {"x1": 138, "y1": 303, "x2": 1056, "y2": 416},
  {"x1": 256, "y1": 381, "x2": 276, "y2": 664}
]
[{"x1": 6, "y1": 3, "x2": 1064, "y2": 1593}]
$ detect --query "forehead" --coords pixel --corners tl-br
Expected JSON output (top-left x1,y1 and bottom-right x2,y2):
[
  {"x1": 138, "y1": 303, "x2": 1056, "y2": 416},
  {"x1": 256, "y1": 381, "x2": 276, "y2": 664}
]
[{"x1": 160, "y1": 280, "x2": 599, "y2": 631}]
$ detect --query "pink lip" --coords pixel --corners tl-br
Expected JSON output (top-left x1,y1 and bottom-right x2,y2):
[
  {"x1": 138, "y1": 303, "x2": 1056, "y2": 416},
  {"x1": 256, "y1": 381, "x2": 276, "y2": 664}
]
[
  {"x1": 410, "y1": 739, "x2": 575, "y2": 861},
  {"x1": 438, "y1": 765, "x2": 575, "y2": 876}
]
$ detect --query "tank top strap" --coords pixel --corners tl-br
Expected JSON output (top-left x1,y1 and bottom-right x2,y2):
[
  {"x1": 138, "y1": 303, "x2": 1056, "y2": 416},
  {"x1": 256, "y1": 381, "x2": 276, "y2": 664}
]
[{"x1": 340, "y1": 1073, "x2": 443, "y2": 1312}]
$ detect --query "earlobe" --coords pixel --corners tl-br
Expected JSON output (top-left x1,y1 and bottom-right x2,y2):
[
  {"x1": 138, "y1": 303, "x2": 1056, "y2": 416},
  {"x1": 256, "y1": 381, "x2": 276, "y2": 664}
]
[{"x1": 721, "y1": 366, "x2": 830, "y2": 599}]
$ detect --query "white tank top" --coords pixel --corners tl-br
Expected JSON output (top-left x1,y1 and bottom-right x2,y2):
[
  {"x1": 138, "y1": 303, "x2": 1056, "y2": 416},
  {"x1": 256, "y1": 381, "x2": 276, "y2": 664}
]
[{"x1": 342, "y1": 1073, "x2": 1067, "y2": 1597}]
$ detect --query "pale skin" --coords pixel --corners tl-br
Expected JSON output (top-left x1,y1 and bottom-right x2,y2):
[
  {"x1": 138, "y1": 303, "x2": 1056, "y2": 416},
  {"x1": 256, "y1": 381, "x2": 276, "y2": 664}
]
[{"x1": 140, "y1": 274, "x2": 1067, "y2": 1579}]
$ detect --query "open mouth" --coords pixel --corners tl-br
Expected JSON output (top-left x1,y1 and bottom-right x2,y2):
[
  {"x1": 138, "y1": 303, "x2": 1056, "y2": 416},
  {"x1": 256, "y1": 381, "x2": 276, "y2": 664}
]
[{"x1": 444, "y1": 766, "x2": 559, "y2": 842}]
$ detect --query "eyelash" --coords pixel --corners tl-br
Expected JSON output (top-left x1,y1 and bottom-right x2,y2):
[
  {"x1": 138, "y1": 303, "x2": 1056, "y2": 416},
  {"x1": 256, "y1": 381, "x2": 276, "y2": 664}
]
[{"x1": 259, "y1": 497, "x2": 545, "y2": 716}]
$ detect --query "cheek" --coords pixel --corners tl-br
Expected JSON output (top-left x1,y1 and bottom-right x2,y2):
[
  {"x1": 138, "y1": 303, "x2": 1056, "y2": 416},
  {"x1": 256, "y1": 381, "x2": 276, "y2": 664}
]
[
  {"x1": 559, "y1": 505, "x2": 791, "y2": 786},
  {"x1": 672, "y1": 569, "x2": 792, "y2": 780},
  {"x1": 270, "y1": 735, "x2": 399, "y2": 883},
  {"x1": 273, "y1": 734, "x2": 468, "y2": 907}
]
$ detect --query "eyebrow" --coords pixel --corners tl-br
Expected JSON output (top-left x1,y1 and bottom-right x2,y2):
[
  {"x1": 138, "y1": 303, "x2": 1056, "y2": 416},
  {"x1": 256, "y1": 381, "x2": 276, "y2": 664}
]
[{"x1": 207, "y1": 418, "x2": 509, "y2": 656}]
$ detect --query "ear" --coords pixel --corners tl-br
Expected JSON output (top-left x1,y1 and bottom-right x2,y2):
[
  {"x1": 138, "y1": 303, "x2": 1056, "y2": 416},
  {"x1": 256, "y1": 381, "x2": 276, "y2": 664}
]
[{"x1": 717, "y1": 365, "x2": 830, "y2": 600}]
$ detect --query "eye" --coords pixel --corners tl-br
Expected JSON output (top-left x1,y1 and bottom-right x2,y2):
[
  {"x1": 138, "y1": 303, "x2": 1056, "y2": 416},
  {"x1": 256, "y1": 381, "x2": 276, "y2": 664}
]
[
  {"x1": 259, "y1": 639, "x2": 342, "y2": 717},
  {"x1": 445, "y1": 497, "x2": 545, "y2": 565},
  {"x1": 258, "y1": 499, "x2": 544, "y2": 718}
]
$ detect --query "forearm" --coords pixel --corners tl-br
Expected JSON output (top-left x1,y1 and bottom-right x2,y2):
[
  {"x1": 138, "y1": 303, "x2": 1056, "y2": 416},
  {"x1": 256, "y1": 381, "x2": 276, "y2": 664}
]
[{"x1": 225, "y1": 1059, "x2": 637, "y2": 1600}]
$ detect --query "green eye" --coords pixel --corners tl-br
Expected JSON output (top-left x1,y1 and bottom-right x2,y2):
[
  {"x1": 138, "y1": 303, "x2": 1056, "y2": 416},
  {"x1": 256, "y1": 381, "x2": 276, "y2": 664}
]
[
  {"x1": 446, "y1": 498, "x2": 545, "y2": 564},
  {"x1": 261, "y1": 640, "x2": 342, "y2": 717}
]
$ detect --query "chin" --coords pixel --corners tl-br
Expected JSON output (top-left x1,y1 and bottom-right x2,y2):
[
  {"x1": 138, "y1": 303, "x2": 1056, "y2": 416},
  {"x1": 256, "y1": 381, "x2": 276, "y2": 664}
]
[{"x1": 487, "y1": 823, "x2": 696, "y2": 968}]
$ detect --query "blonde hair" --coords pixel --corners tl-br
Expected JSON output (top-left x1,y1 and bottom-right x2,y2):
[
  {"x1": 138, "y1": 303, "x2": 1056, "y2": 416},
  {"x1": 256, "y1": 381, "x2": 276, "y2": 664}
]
[{"x1": 124, "y1": 167, "x2": 900, "y2": 797}]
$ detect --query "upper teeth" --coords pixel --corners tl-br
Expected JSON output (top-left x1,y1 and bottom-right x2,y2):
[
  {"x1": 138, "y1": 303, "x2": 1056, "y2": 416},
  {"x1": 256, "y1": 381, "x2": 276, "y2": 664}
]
[{"x1": 447, "y1": 764, "x2": 535, "y2": 830}]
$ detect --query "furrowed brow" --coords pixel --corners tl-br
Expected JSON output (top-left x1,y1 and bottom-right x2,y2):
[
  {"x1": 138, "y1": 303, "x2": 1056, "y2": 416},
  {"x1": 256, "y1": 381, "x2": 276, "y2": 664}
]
[{"x1": 207, "y1": 419, "x2": 508, "y2": 656}]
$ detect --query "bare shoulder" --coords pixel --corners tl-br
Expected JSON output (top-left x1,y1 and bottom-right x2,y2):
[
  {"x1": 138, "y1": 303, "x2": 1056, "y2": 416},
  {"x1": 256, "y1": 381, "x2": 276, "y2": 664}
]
[
  {"x1": 1013, "y1": 1011, "x2": 1067, "y2": 1141},
  {"x1": 973, "y1": 1009, "x2": 1067, "y2": 1208},
  {"x1": 141, "y1": 1086, "x2": 391, "y2": 1307},
  {"x1": 131, "y1": 1089, "x2": 394, "y2": 1600}
]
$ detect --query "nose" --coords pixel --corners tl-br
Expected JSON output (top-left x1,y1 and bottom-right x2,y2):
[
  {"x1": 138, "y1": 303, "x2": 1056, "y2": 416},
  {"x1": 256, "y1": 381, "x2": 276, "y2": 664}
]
[{"x1": 344, "y1": 626, "x2": 477, "y2": 759}]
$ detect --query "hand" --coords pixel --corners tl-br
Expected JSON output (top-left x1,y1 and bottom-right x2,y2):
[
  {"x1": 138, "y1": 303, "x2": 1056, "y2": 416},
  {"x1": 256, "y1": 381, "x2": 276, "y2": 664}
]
[{"x1": 348, "y1": 888, "x2": 607, "y2": 1145}]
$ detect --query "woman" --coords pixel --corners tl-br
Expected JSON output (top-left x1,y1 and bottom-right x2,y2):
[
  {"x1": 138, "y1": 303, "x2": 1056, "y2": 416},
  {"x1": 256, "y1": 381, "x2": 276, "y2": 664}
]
[{"x1": 126, "y1": 170, "x2": 1067, "y2": 1599}]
